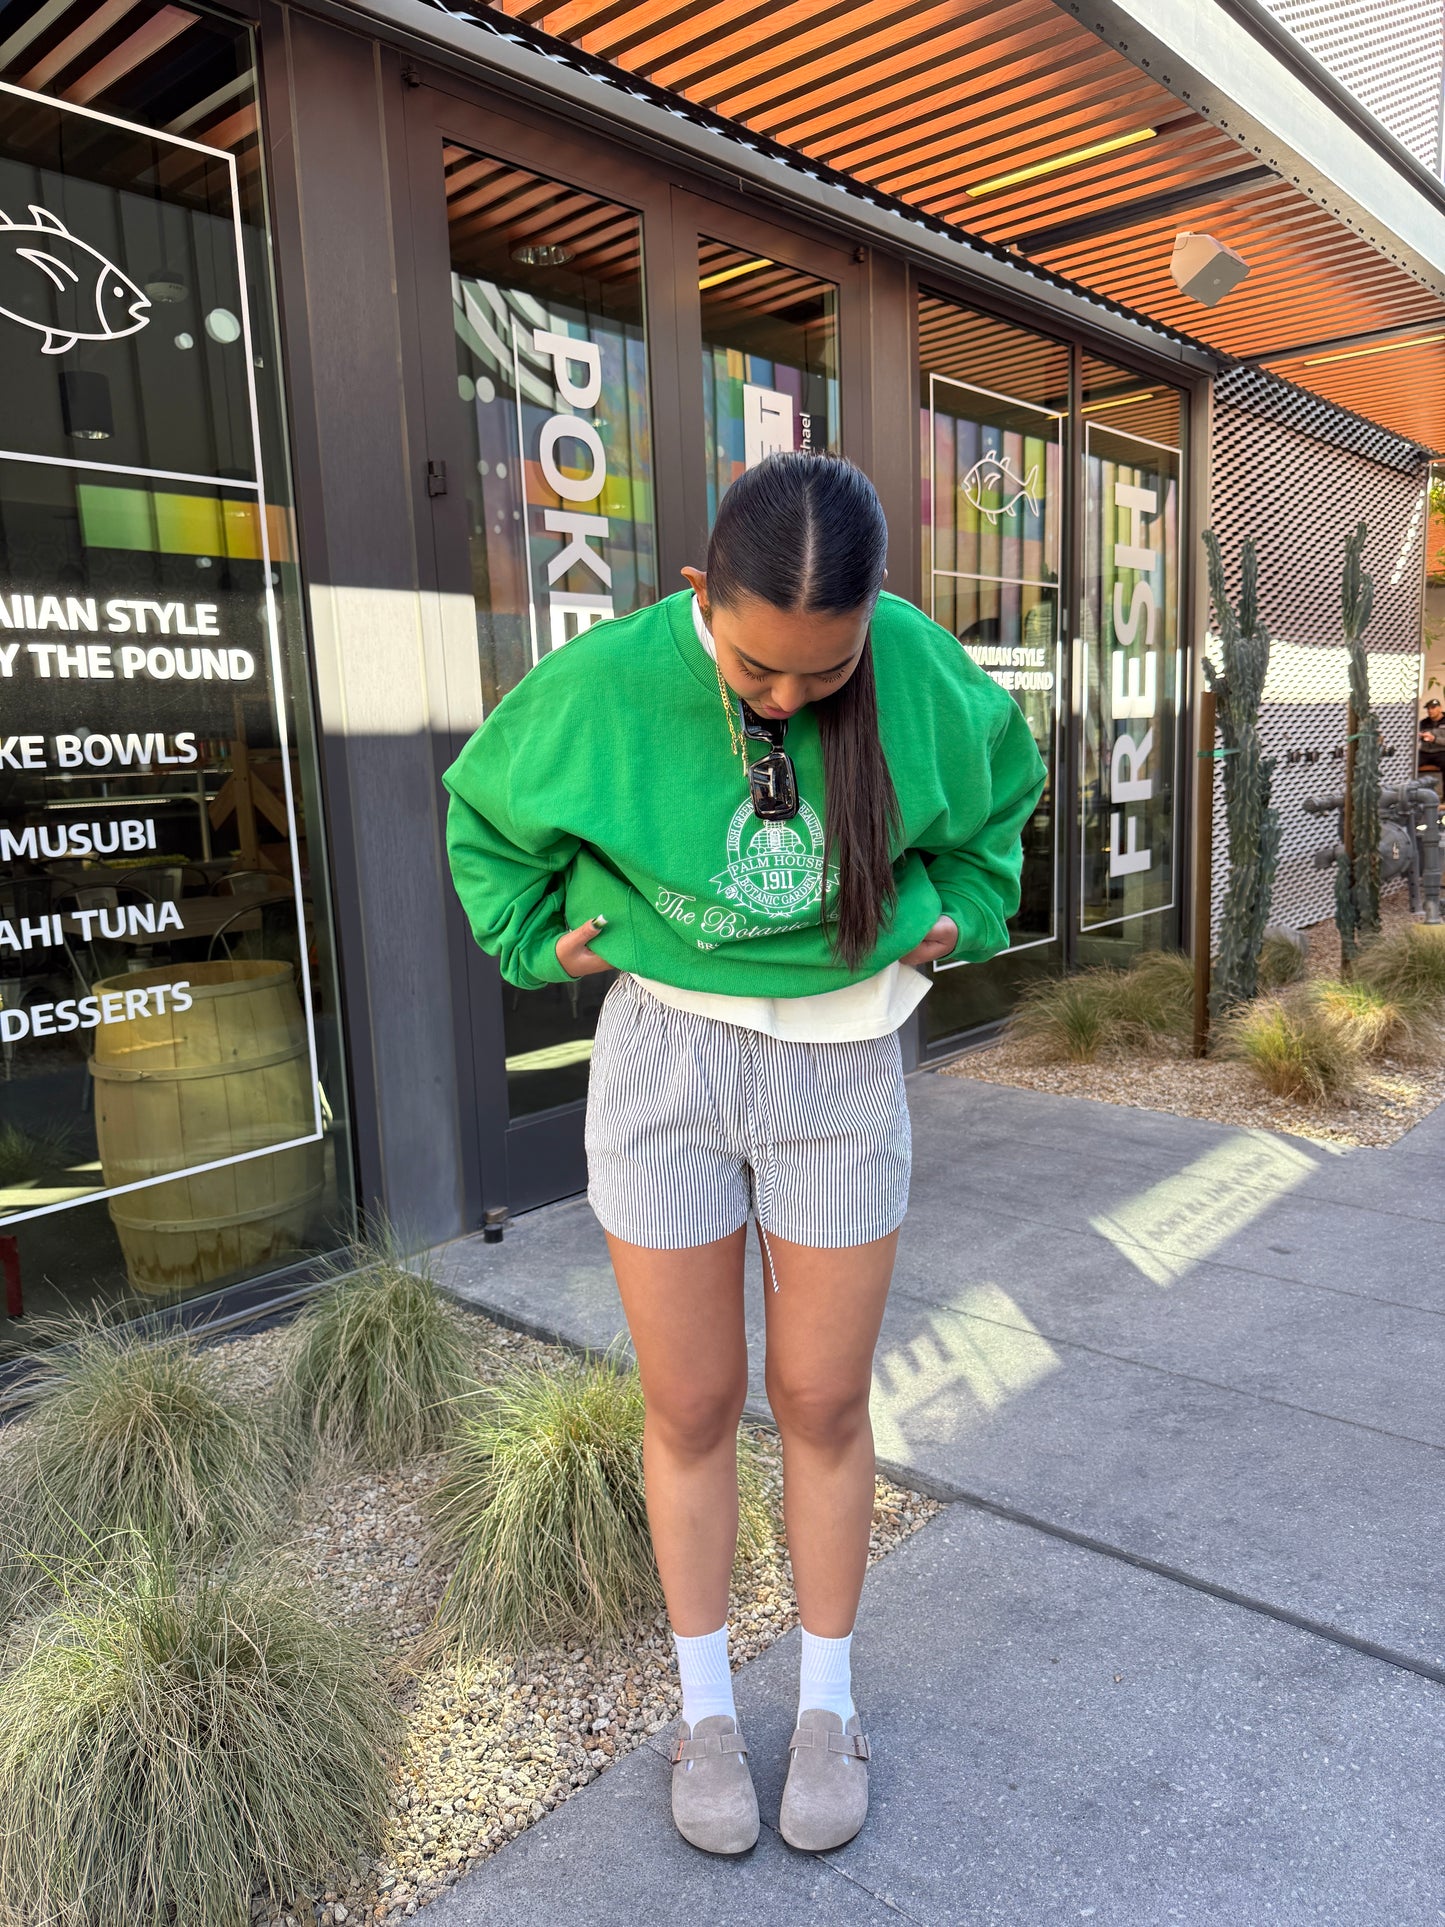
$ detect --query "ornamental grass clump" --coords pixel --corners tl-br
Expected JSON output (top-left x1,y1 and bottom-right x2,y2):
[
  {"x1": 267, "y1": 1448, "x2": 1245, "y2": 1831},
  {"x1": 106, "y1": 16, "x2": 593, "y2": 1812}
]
[
  {"x1": 1308, "y1": 979, "x2": 1416, "y2": 1060},
  {"x1": 1256, "y1": 931, "x2": 1310, "y2": 991},
  {"x1": 1008, "y1": 973, "x2": 1115, "y2": 1063},
  {"x1": 2, "y1": 1320, "x2": 284, "y2": 1616},
  {"x1": 1221, "y1": 992, "x2": 1361, "y2": 1102},
  {"x1": 429, "y1": 1351, "x2": 771, "y2": 1650},
  {"x1": 1352, "y1": 923, "x2": 1445, "y2": 1020},
  {"x1": 0, "y1": 1120, "x2": 75, "y2": 1186},
  {"x1": 282, "y1": 1235, "x2": 475, "y2": 1470},
  {"x1": 1007, "y1": 952, "x2": 1192, "y2": 1064},
  {"x1": 0, "y1": 1547, "x2": 398, "y2": 1927},
  {"x1": 1114, "y1": 950, "x2": 1194, "y2": 1041}
]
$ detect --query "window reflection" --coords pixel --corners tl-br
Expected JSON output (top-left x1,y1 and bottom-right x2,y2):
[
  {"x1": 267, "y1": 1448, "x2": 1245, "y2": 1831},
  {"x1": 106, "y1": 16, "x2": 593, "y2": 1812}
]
[
  {"x1": 448, "y1": 150, "x2": 655, "y2": 715},
  {"x1": 921, "y1": 296, "x2": 1065, "y2": 957},
  {"x1": 1079, "y1": 400, "x2": 1182, "y2": 949},
  {"x1": 698, "y1": 241, "x2": 838, "y2": 520},
  {"x1": 0, "y1": 8, "x2": 353, "y2": 1344},
  {"x1": 447, "y1": 149, "x2": 657, "y2": 1116}
]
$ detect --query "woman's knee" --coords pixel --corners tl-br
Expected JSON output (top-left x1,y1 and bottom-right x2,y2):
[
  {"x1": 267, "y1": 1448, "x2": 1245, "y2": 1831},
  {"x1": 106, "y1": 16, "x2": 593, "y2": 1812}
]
[
  {"x1": 643, "y1": 1376, "x2": 748, "y2": 1458},
  {"x1": 766, "y1": 1368, "x2": 871, "y2": 1450}
]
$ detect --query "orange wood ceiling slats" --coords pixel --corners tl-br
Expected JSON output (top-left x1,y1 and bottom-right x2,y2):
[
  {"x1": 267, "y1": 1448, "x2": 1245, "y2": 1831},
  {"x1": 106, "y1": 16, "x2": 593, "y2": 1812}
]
[
  {"x1": 943, "y1": 128, "x2": 1243, "y2": 234},
  {"x1": 444, "y1": 147, "x2": 645, "y2": 281},
  {"x1": 61, "y1": 5, "x2": 191, "y2": 103},
  {"x1": 500, "y1": 0, "x2": 1445, "y2": 447},
  {"x1": 616, "y1": 0, "x2": 876, "y2": 81},
  {"x1": 666, "y1": 0, "x2": 1027, "y2": 114},
  {"x1": 798, "y1": 63, "x2": 1162, "y2": 186},
  {"x1": 709, "y1": 7, "x2": 1091, "y2": 130},
  {"x1": 19, "y1": 0, "x2": 143, "y2": 89},
  {"x1": 1270, "y1": 343, "x2": 1445, "y2": 436}
]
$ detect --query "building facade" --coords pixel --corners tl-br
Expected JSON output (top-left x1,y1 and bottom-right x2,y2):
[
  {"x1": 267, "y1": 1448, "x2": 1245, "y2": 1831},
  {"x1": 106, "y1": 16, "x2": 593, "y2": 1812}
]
[{"x1": 0, "y1": 0, "x2": 1437, "y2": 1356}]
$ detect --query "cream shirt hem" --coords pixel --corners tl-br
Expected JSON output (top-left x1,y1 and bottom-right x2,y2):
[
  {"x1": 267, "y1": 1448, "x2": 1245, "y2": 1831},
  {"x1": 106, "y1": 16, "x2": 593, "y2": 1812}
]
[
  {"x1": 631, "y1": 961, "x2": 932, "y2": 1043},
  {"x1": 631, "y1": 601, "x2": 935, "y2": 1042}
]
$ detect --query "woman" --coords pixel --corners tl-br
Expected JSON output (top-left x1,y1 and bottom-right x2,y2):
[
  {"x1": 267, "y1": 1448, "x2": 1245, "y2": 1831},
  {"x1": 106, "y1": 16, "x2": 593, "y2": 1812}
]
[{"x1": 444, "y1": 453, "x2": 1045, "y2": 1856}]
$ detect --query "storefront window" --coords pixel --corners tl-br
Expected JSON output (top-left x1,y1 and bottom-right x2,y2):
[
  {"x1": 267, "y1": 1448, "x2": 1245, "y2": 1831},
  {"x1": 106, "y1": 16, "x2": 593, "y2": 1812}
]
[
  {"x1": 699, "y1": 241, "x2": 839, "y2": 522},
  {"x1": 919, "y1": 294, "x2": 1067, "y2": 1040},
  {"x1": 1078, "y1": 358, "x2": 1183, "y2": 959},
  {"x1": 447, "y1": 149, "x2": 655, "y2": 1114},
  {"x1": 0, "y1": 9, "x2": 354, "y2": 1347}
]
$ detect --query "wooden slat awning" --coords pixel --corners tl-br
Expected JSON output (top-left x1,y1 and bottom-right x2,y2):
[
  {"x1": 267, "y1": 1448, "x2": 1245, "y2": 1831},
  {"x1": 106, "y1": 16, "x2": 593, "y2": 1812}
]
[
  {"x1": 495, "y1": 0, "x2": 1445, "y2": 453},
  {"x1": 0, "y1": 0, "x2": 262, "y2": 202}
]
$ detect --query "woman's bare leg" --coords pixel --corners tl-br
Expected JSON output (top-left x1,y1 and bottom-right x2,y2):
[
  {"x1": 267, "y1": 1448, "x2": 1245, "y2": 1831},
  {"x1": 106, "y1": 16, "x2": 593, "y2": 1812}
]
[
  {"x1": 604, "y1": 1227, "x2": 749, "y2": 1636},
  {"x1": 761, "y1": 1229, "x2": 899, "y2": 1636}
]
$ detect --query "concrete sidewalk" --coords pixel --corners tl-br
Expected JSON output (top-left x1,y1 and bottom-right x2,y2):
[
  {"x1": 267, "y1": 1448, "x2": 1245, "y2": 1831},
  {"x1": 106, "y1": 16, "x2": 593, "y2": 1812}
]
[{"x1": 428, "y1": 1073, "x2": 1445, "y2": 1925}]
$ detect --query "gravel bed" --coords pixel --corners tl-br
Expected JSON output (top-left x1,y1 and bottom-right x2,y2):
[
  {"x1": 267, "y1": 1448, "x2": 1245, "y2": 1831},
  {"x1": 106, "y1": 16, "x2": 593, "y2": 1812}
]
[
  {"x1": 942, "y1": 898, "x2": 1445, "y2": 1151},
  {"x1": 942, "y1": 1037, "x2": 1445, "y2": 1148},
  {"x1": 201, "y1": 1315, "x2": 940, "y2": 1925}
]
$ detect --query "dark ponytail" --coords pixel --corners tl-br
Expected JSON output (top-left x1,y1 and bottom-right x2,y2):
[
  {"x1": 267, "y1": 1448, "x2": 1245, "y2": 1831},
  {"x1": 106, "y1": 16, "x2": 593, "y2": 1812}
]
[{"x1": 706, "y1": 452, "x2": 901, "y2": 969}]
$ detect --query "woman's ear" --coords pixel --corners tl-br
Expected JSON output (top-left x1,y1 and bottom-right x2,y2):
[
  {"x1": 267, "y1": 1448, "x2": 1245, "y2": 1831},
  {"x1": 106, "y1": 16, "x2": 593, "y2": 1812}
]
[{"x1": 680, "y1": 564, "x2": 711, "y2": 625}]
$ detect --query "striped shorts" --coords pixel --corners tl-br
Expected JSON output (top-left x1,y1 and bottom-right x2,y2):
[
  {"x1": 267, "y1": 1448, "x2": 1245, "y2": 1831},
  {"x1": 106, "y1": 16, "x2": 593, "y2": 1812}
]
[{"x1": 585, "y1": 974, "x2": 911, "y2": 1254}]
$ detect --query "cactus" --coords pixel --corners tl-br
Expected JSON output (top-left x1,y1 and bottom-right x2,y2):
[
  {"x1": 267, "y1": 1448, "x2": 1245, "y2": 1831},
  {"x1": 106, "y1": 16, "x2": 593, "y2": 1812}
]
[
  {"x1": 1336, "y1": 522, "x2": 1379, "y2": 964},
  {"x1": 1203, "y1": 530, "x2": 1280, "y2": 1018}
]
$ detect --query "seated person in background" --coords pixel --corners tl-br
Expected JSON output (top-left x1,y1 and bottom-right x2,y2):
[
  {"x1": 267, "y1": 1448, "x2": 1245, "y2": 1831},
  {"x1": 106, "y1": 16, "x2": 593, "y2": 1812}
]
[{"x1": 1420, "y1": 699, "x2": 1445, "y2": 781}]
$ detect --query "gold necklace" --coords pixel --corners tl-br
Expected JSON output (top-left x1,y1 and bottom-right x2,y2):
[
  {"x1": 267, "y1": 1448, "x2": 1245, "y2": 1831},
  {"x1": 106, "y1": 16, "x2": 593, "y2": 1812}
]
[
  {"x1": 714, "y1": 653, "x2": 749, "y2": 781},
  {"x1": 700, "y1": 602, "x2": 749, "y2": 782}
]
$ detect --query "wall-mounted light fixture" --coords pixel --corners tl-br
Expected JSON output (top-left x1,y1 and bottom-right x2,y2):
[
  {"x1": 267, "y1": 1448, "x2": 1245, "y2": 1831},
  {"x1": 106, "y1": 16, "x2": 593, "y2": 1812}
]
[
  {"x1": 1169, "y1": 231, "x2": 1250, "y2": 306},
  {"x1": 511, "y1": 242, "x2": 573, "y2": 267},
  {"x1": 60, "y1": 370, "x2": 113, "y2": 440},
  {"x1": 144, "y1": 265, "x2": 188, "y2": 303}
]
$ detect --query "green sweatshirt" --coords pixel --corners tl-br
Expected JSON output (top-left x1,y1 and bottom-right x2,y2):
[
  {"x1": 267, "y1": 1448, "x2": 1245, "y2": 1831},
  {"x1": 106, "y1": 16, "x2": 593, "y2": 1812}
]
[{"x1": 443, "y1": 591, "x2": 1046, "y2": 995}]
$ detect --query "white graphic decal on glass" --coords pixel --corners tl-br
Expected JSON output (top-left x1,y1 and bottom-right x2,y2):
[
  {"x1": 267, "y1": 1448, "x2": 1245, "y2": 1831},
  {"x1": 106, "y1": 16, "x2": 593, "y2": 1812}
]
[
  {"x1": 743, "y1": 383, "x2": 795, "y2": 468},
  {"x1": 0, "y1": 205, "x2": 150, "y2": 355},
  {"x1": 962, "y1": 448, "x2": 1041, "y2": 527}
]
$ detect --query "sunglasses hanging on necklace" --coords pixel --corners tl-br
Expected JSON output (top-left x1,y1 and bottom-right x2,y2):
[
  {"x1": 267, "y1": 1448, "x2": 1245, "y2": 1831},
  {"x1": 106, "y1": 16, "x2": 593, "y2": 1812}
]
[{"x1": 712, "y1": 652, "x2": 800, "y2": 822}]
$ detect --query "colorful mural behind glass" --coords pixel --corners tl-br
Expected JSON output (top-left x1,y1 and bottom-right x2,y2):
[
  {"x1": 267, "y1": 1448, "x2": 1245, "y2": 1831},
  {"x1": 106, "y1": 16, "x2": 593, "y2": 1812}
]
[{"x1": 698, "y1": 241, "x2": 838, "y2": 522}]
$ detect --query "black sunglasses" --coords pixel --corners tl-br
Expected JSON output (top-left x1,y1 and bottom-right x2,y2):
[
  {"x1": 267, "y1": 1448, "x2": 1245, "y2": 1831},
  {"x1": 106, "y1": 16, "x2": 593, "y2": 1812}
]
[{"x1": 739, "y1": 699, "x2": 799, "y2": 821}]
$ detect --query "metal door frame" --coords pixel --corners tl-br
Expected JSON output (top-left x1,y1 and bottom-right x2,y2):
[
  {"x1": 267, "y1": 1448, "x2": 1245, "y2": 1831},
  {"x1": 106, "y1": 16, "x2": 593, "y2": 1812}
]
[
  {"x1": 666, "y1": 185, "x2": 870, "y2": 568},
  {"x1": 397, "y1": 78, "x2": 688, "y2": 1215},
  {"x1": 907, "y1": 270, "x2": 1203, "y2": 1053}
]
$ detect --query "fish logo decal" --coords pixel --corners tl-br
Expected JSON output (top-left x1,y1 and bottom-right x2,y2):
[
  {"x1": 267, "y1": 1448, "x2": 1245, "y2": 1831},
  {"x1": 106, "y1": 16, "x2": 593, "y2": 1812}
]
[
  {"x1": 963, "y1": 450, "x2": 1041, "y2": 526},
  {"x1": 0, "y1": 204, "x2": 150, "y2": 355}
]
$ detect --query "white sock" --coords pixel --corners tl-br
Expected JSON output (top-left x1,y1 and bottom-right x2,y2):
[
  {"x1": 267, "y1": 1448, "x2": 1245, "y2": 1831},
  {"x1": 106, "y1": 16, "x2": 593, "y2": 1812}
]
[
  {"x1": 798, "y1": 1628, "x2": 856, "y2": 1723},
  {"x1": 672, "y1": 1624, "x2": 737, "y2": 1729}
]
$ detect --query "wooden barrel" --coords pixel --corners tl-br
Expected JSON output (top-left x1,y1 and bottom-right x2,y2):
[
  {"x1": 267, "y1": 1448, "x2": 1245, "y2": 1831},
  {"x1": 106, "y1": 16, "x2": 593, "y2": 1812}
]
[{"x1": 89, "y1": 960, "x2": 324, "y2": 1297}]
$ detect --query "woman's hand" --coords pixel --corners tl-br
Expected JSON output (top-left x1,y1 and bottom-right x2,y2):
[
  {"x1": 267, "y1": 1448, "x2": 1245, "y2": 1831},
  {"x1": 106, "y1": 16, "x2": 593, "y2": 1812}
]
[
  {"x1": 899, "y1": 916, "x2": 958, "y2": 968},
  {"x1": 555, "y1": 915, "x2": 612, "y2": 979}
]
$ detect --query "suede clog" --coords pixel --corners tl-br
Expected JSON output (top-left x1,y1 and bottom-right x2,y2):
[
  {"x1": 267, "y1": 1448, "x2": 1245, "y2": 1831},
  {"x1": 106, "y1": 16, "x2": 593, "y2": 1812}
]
[
  {"x1": 670, "y1": 1715, "x2": 760, "y2": 1855},
  {"x1": 778, "y1": 1708, "x2": 870, "y2": 1851}
]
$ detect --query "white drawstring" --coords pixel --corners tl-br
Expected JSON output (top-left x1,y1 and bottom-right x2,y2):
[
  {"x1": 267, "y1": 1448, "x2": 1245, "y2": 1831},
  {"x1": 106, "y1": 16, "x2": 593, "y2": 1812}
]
[
  {"x1": 739, "y1": 1024, "x2": 781, "y2": 1293},
  {"x1": 756, "y1": 1214, "x2": 780, "y2": 1293}
]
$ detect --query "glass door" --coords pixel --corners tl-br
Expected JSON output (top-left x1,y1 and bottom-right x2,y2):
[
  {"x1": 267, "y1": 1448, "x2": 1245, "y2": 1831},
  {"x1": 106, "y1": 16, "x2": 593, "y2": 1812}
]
[
  {"x1": 697, "y1": 241, "x2": 841, "y2": 505},
  {"x1": 445, "y1": 146, "x2": 654, "y2": 1139},
  {"x1": 915, "y1": 299, "x2": 1188, "y2": 1049},
  {"x1": 919, "y1": 295, "x2": 1069, "y2": 1047},
  {"x1": 1076, "y1": 362, "x2": 1184, "y2": 967},
  {"x1": 408, "y1": 102, "x2": 662, "y2": 1211}
]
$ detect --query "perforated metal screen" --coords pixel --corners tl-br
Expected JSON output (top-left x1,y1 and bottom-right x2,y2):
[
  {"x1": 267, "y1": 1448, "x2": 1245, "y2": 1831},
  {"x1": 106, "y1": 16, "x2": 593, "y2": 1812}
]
[
  {"x1": 1206, "y1": 371, "x2": 1430, "y2": 937},
  {"x1": 1262, "y1": 0, "x2": 1445, "y2": 173}
]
